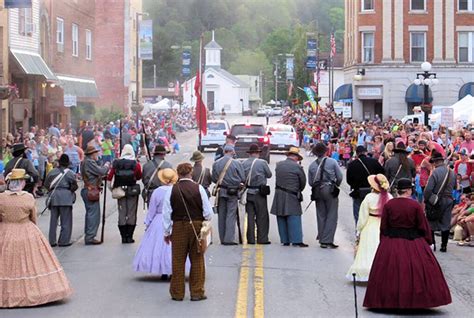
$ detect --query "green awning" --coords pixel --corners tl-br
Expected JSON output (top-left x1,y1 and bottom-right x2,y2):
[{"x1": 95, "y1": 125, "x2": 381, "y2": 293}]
[
  {"x1": 57, "y1": 75, "x2": 99, "y2": 98},
  {"x1": 10, "y1": 49, "x2": 57, "y2": 81}
]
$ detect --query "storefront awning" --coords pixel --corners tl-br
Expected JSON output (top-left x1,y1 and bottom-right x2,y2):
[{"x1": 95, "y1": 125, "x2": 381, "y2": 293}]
[
  {"x1": 405, "y1": 84, "x2": 433, "y2": 104},
  {"x1": 334, "y1": 84, "x2": 352, "y2": 102},
  {"x1": 10, "y1": 49, "x2": 57, "y2": 81},
  {"x1": 57, "y1": 75, "x2": 99, "y2": 98},
  {"x1": 459, "y1": 82, "x2": 474, "y2": 100}
]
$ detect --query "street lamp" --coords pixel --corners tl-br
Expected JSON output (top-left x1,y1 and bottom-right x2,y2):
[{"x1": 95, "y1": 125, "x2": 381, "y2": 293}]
[
  {"x1": 131, "y1": 12, "x2": 149, "y2": 125},
  {"x1": 412, "y1": 62, "x2": 438, "y2": 126}
]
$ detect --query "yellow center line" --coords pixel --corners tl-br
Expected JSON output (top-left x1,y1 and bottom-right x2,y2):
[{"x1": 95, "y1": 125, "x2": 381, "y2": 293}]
[
  {"x1": 254, "y1": 245, "x2": 264, "y2": 318},
  {"x1": 235, "y1": 211, "x2": 250, "y2": 318}
]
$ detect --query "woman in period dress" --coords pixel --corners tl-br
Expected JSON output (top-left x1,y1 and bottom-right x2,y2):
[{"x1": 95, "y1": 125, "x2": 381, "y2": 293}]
[
  {"x1": 346, "y1": 174, "x2": 392, "y2": 282},
  {"x1": 133, "y1": 168, "x2": 179, "y2": 279},
  {"x1": 0, "y1": 169, "x2": 72, "y2": 308},
  {"x1": 363, "y1": 178, "x2": 451, "y2": 309}
]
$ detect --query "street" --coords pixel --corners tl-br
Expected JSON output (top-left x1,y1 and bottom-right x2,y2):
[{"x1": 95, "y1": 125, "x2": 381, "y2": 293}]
[{"x1": 3, "y1": 115, "x2": 473, "y2": 318}]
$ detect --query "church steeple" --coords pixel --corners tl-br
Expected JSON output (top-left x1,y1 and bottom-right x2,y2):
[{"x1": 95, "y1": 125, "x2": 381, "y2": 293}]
[{"x1": 205, "y1": 30, "x2": 222, "y2": 68}]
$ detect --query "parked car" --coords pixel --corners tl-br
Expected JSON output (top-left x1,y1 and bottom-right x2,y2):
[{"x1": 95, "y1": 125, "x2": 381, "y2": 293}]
[
  {"x1": 198, "y1": 120, "x2": 230, "y2": 151},
  {"x1": 271, "y1": 106, "x2": 283, "y2": 116},
  {"x1": 256, "y1": 106, "x2": 272, "y2": 117},
  {"x1": 266, "y1": 124, "x2": 298, "y2": 151},
  {"x1": 230, "y1": 123, "x2": 271, "y2": 162}
]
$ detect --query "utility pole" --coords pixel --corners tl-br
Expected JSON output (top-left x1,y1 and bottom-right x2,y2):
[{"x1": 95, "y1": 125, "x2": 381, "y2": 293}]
[
  {"x1": 153, "y1": 64, "x2": 156, "y2": 88},
  {"x1": 274, "y1": 62, "x2": 278, "y2": 104}
]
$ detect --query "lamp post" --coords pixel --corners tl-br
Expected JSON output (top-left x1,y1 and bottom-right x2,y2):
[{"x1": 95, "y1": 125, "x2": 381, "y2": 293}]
[
  {"x1": 131, "y1": 12, "x2": 148, "y2": 126},
  {"x1": 413, "y1": 62, "x2": 438, "y2": 127}
]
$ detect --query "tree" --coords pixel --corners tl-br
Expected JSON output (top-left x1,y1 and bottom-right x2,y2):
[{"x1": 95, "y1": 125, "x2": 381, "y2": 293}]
[{"x1": 228, "y1": 50, "x2": 272, "y2": 76}]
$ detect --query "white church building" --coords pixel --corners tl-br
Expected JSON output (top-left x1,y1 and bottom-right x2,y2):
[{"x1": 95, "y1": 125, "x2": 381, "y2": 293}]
[{"x1": 182, "y1": 33, "x2": 250, "y2": 114}]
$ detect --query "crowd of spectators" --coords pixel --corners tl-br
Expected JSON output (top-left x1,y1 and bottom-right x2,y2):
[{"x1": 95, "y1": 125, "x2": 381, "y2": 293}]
[{"x1": 280, "y1": 106, "x2": 474, "y2": 247}]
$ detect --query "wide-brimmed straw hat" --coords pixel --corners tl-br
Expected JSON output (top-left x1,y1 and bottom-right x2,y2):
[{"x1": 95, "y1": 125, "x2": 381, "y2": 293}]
[
  {"x1": 84, "y1": 145, "x2": 99, "y2": 156},
  {"x1": 368, "y1": 174, "x2": 390, "y2": 192},
  {"x1": 190, "y1": 151, "x2": 205, "y2": 162},
  {"x1": 5, "y1": 168, "x2": 30, "y2": 181},
  {"x1": 286, "y1": 147, "x2": 303, "y2": 161},
  {"x1": 158, "y1": 168, "x2": 178, "y2": 185}
]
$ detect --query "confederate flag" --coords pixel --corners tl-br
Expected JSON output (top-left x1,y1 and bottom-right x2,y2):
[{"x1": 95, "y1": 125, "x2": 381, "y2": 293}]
[{"x1": 194, "y1": 70, "x2": 207, "y2": 135}]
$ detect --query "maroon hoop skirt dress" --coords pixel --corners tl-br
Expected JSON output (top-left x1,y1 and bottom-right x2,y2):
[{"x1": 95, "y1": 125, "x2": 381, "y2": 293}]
[{"x1": 363, "y1": 197, "x2": 451, "y2": 309}]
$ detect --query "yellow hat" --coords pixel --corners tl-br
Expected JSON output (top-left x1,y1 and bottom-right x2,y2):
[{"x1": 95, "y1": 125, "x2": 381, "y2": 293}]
[
  {"x1": 368, "y1": 174, "x2": 390, "y2": 192},
  {"x1": 5, "y1": 168, "x2": 30, "y2": 181},
  {"x1": 158, "y1": 168, "x2": 178, "y2": 185},
  {"x1": 285, "y1": 147, "x2": 303, "y2": 161}
]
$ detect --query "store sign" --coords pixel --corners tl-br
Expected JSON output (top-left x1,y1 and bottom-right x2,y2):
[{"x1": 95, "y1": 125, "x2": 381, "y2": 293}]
[
  {"x1": 286, "y1": 57, "x2": 294, "y2": 80},
  {"x1": 440, "y1": 108, "x2": 454, "y2": 128},
  {"x1": 5, "y1": 0, "x2": 31, "y2": 8},
  {"x1": 357, "y1": 87, "x2": 382, "y2": 97},
  {"x1": 182, "y1": 50, "x2": 191, "y2": 76},
  {"x1": 342, "y1": 105, "x2": 352, "y2": 118},
  {"x1": 64, "y1": 94, "x2": 77, "y2": 107}
]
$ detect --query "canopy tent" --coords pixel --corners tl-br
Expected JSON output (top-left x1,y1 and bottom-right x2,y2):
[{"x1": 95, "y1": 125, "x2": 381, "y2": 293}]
[{"x1": 430, "y1": 94, "x2": 474, "y2": 125}]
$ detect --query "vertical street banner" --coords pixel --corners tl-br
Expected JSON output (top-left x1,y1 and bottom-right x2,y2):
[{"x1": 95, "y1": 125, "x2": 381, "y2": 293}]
[
  {"x1": 306, "y1": 38, "x2": 317, "y2": 70},
  {"x1": 286, "y1": 57, "x2": 294, "y2": 80},
  {"x1": 139, "y1": 20, "x2": 153, "y2": 60},
  {"x1": 182, "y1": 50, "x2": 191, "y2": 77}
]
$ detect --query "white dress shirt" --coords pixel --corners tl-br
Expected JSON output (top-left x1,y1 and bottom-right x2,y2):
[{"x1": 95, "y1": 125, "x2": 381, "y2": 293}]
[{"x1": 162, "y1": 178, "x2": 213, "y2": 236}]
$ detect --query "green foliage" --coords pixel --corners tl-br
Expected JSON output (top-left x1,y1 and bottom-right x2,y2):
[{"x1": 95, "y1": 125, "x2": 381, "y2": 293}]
[
  {"x1": 143, "y1": 0, "x2": 345, "y2": 102},
  {"x1": 94, "y1": 109, "x2": 124, "y2": 124}
]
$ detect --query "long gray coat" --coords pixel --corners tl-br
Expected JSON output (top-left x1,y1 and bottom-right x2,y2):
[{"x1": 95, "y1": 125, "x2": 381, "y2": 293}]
[
  {"x1": 423, "y1": 164, "x2": 456, "y2": 231},
  {"x1": 270, "y1": 158, "x2": 306, "y2": 216},
  {"x1": 142, "y1": 157, "x2": 172, "y2": 190},
  {"x1": 44, "y1": 167, "x2": 78, "y2": 206}
]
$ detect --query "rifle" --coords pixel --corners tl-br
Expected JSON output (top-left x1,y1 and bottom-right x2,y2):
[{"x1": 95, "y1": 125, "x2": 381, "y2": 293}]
[
  {"x1": 236, "y1": 205, "x2": 243, "y2": 244},
  {"x1": 141, "y1": 123, "x2": 151, "y2": 160},
  {"x1": 100, "y1": 178, "x2": 107, "y2": 243},
  {"x1": 119, "y1": 119, "x2": 123, "y2": 153}
]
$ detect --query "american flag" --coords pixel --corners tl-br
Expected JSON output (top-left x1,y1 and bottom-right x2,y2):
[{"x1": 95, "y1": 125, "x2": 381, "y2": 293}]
[{"x1": 330, "y1": 32, "x2": 336, "y2": 58}]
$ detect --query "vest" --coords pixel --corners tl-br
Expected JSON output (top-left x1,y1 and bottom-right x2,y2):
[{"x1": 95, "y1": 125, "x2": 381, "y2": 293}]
[
  {"x1": 113, "y1": 159, "x2": 137, "y2": 187},
  {"x1": 170, "y1": 180, "x2": 204, "y2": 222}
]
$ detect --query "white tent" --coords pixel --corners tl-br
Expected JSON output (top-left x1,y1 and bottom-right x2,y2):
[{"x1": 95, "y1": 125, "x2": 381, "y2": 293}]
[
  {"x1": 149, "y1": 98, "x2": 171, "y2": 111},
  {"x1": 430, "y1": 94, "x2": 474, "y2": 126}
]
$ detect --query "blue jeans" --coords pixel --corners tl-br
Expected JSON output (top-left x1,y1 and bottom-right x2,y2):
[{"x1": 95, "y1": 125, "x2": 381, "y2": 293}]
[
  {"x1": 276, "y1": 215, "x2": 303, "y2": 244},
  {"x1": 81, "y1": 188, "x2": 101, "y2": 242}
]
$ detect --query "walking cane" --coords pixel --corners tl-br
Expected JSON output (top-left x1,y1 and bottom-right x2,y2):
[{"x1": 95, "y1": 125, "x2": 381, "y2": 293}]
[
  {"x1": 100, "y1": 178, "x2": 107, "y2": 243},
  {"x1": 352, "y1": 273, "x2": 359, "y2": 318},
  {"x1": 236, "y1": 205, "x2": 243, "y2": 244}
]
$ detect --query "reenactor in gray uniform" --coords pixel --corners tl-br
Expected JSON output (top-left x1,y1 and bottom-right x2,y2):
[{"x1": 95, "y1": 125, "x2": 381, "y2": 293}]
[
  {"x1": 242, "y1": 144, "x2": 272, "y2": 245},
  {"x1": 308, "y1": 143, "x2": 343, "y2": 249},
  {"x1": 81, "y1": 145, "x2": 110, "y2": 245},
  {"x1": 44, "y1": 154, "x2": 78, "y2": 247},
  {"x1": 142, "y1": 145, "x2": 172, "y2": 205},
  {"x1": 271, "y1": 147, "x2": 308, "y2": 247},
  {"x1": 212, "y1": 145, "x2": 246, "y2": 245},
  {"x1": 423, "y1": 151, "x2": 456, "y2": 252},
  {"x1": 190, "y1": 151, "x2": 212, "y2": 197}
]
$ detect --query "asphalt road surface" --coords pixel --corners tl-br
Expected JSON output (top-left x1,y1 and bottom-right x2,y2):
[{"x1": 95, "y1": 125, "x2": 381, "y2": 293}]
[{"x1": 3, "y1": 115, "x2": 473, "y2": 318}]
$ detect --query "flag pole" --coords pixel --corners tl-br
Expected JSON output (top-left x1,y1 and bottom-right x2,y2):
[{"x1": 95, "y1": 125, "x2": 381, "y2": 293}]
[{"x1": 198, "y1": 34, "x2": 203, "y2": 150}]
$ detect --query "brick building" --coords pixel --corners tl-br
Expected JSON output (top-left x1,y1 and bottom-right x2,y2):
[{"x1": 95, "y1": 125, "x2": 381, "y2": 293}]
[
  {"x1": 343, "y1": 0, "x2": 474, "y2": 120},
  {"x1": 94, "y1": 0, "x2": 142, "y2": 114},
  {"x1": 0, "y1": 6, "x2": 9, "y2": 134},
  {"x1": 40, "y1": 0, "x2": 98, "y2": 128}
]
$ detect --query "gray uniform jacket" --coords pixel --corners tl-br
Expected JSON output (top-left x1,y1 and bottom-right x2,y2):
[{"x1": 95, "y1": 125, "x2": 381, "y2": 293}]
[
  {"x1": 81, "y1": 158, "x2": 108, "y2": 186},
  {"x1": 211, "y1": 155, "x2": 246, "y2": 198},
  {"x1": 308, "y1": 157, "x2": 343, "y2": 188},
  {"x1": 44, "y1": 167, "x2": 78, "y2": 206},
  {"x1": 192, "y1": 163, "x2": 212, "y2": 190},
  {"x1": 270, "y1": 158, "x2": 306, "y2": 216},
  {"x1": 384, "y1": 154, "x2": 416, "y2": 185},
  {"x1": 242, "y1": 157, "x2": 272, "y2": 195},
  {"x1": 142, "y1": 157, "x2": 172, "y2": 190},
  {"x1": 424, "y1": 164, "x2": 456, "y2": 231},
  {"x1": 4, "y1": 156, "x2": 39, "y2": 183}
]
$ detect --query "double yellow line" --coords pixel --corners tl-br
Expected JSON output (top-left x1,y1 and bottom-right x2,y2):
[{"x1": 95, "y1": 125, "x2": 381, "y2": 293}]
[{"x1": 235, "y1": 215, "x2": 265, "y2": 318}]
